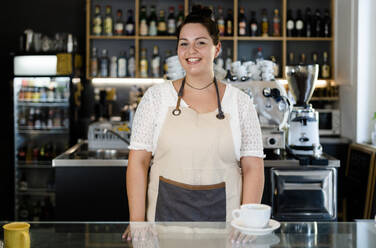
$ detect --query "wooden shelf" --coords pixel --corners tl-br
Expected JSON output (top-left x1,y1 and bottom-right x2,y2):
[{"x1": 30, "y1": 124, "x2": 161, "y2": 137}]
[
  {"x1": 237, "y1": 36, "x2": 283, "y2": 41},
  {"x1": 311, "y1": 97, "x2": 339, "y2": 101},
  {"x1": 86, "y1": 0, "x2": 336, "y2": 81},
  {"x1": 89, "y1": 35, "x2": 136, "y2": 40},
  {"x1": 286, "y1": 37, "x2": 333, "y2": 41}
]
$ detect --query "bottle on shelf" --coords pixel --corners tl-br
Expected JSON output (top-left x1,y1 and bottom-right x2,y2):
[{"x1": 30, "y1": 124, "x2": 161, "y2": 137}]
[
  {"x1": 167, "y1": 6, "x2": 176, "y2": 35},
  {"x1": 323, "y1": 9, "x2": 331, "y2": 37},
  {"x1": 18, "y1": 107, "x2": 27, "y2": 127},
  {"x1": 217, "y1": 6, "x2": 225, "y2": 36},
  {"x1": 272, "y1": 9, "x2": 281, "y2": 37},
  {"x1": 261, "y1": 9, "x2": 269, "y2": 37},
  {"x1": 92, "y1": 5, "x2": 102, "y2": 35},
  {"x1": 151, "y1": 45, "x2": 161, "y2": 78},
  {"x1": 176, "y1": 5, "x2": 184, "y2": 29},
  {"x1": 34, "y1": 109, "x2": 42, "y2": 129},
  {"x1": 305, "y1": 8, "x2": 313, "y2": 37},
  {"x1": 295, "y1": 9, "x2": 304, "y2": 37},
  {"x1": 225, "y1": 47, "x2": 232, "y2": 71},
  {"x1": 270, "y1": 56, "x2": 279, "y2": 77},
  {"x1": 118, "y1": 51, "x2": 127, "y2": 77},
  {"x1": 110, "y1": 56, "x2": 118, "y2": 77},
  {"x1": 27, "y1": 108, "x2": 35, "y2": 127},
  {"x1": 140, "y1": 6, "x2": 148, "y2": 36},
  {"x1": 157, "y1": 10, "x2": 167, "y2": 35},
  {"x1": 90, "y1": 47, "x2": 98, "y2": 77},
  {"x1": 208, "y1": 5, "x2": 215, "y2": 22},
  {"x1": 125, "y1": 9, "x2": 135, "y2": 35},
  {"x1": 140, "y1": 48, "x2": 148, "y2": 78},
  {"x1": 256, "y1": 47, "x2": 264, "y2": 62},
  {"x1": 313, "y1": 9, "x2": 322, "y2": 37},
  {"x1": 148, "y1": 5, "x2": 158, "y2": 36},
  {"x1": 312, "y1": 52, "x2": 318, "y2": 64},
  {"x1": 40, "y1": 87, "x2": 47, "y2": 102},
  {"x1": 321, "y1": 51, "x2": 330, "y2": 78},
  {"x1": 19, "y1": 173, "x2": 28, "y2": 191},
  {"x1": 238, "y1": 7, "x2": 247, "y2": 36},
  {"x1": 299, "y1": 53, "x2": 307, "y2": 65},
  {"x1": 104, "y1": 5, "x2": 113, "y2": 36},
  {"x1": 286, "y1": 9, "x2": 295, "y2": 37},
  {"x1": 288, "y1": 52, "x2": 295, "y2": 65},
  {"x1": 114, "y1": 9, "x2": 124, "y2": 35},
  {"x1": 128, "y1": 46, "x2": 136, "y2": 77},
  {"x1": 225, "y1": 8, "x2": 233, "y2": 36},
  {"x1": 17, "y1": 145, "x2": 26, "y2": 161},
  {"x1": 249, "y1": 11, "x2": 258, "y2": 37},
  {"x1": 100, "y1": 49, "x2": 109, "y2": 77}
]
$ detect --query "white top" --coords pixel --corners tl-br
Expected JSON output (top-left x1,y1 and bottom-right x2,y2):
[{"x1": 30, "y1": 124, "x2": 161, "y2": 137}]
[{"x1": 129, "y1": 81, "x2": 264, "y2": 161}]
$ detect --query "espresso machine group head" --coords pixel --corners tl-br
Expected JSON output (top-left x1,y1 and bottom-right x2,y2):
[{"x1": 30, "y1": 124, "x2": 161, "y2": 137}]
[{"x1": 285, "y1": 64, "x2": 320, "y2": 156}]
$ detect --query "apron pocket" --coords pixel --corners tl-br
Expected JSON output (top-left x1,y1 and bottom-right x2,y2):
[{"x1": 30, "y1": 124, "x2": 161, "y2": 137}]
[{"x1": 155, "y1": 176, "x2": 226, "y2": 221}]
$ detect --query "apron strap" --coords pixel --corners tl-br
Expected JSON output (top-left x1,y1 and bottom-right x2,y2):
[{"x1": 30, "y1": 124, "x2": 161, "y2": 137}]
[{"x1": 172, "y1": 77, "x2": 225, "y2": 120}]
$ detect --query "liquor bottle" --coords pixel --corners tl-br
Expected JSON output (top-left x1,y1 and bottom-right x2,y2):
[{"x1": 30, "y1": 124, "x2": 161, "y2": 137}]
[
  {"x1": 157, "y1": 10, "x2": 167, "y2": 35},
  {"x1": 90, "y1": 47, "x2": 98, "y2": 77},
  {"x1": 321, "y1": 51, "x2": 330, "y2": 78},
  {"x1": 167, "y1": 6, "x2": 176, "y2": 35},
  {"x1": 286, "y1": 9, "x2": 295, "y2": 37},
  {"x1": 128, "y1": 46, "x2": 136, "y2": 77},
  {"x1": 18, "y1": 145, "x2": 26, "y2": 161},
  {"x1": 40, "y1": 87, "x2": 47, "y2": 102},
  {"x1": 261, "y1": 9, "x2": 269, "y2": 37},
  {"x1": 92, "y1": 5, "x2": 102, "y2": 35},
  {"x1": 305, "y1": 8, "x2": 313, "y2": 37},
  {"x1": 47, "y1": 109, "x2": 53, "y2": 129},
  {"x1": 47, "y1": 87, "x2": 54, "y2": 102},
  {"x1": 256, "y1": 47, "x2": 264, "y2": 62},
  {"x1": 34, "y1": 108, "x2": 42, "y2": 129},
  {"x1": 225, "y1": 48, "x2": 232, "y2": 71},
  {"x1": 225, "y1": 9, "x2": 233, "y2": 36},
  {"x1": 125, "y1": 9, "x2": 135, "y2": 35},
  {"x1": 295, "y1": 9, "x2": 304, "y2": 37},
  {"x1": 249, "y1": 11, "x2": 258, "y2": 37},
  {"x1": 323, "y1": 9, "x2": 331, "y2": 37},
  {"x1": 313, "y1": 9, "x2": 322, "y2": 37},
  {"x1": 176, "y1": 5, "x2": 184, "y2": 29},
  {"x1": 270, "y1": 56, "x2": 279, "y2": 77},
  {"x1": 312, "y1": 52, "x2": 318, "y2": 64},
  {"x1": 163, "y1": 50, "x2": 172, "y2": 77},
  {"x1": 140, "y1": 48, "x2": 148, "y2": 77},
  {"x1": 140, "y1": 6, "x2": 148, "y2": 36},
  {"x1": 28, "y1": 108, "x2": 35, "y2": 127},
  {"x1": 288, "y1": 52, "x2": 295, "y2": 65},
  {"x1": 118, "y1": 51, "x2": 127, "y2": 77},
  {"x1": 18, "y1": 107, "x2": 26, "y2": 127},
  {"x1": 217, "y1": 6, "x2": 225, "y2": 36},
  {"x1": 299, "y1": 53, "x2": 306, "y2": 65},
  {"x1": 238, "y1": 7, "x2": 247, "y2": 36},
  {"x1": 104, "y1": 5, "x2": 113, "y2": 36},
  {"x1": 148, "y1": 5, "x2": 158, "y2": 36},
  {"x1": 151, "y1": 45, "x2": 161, "y2": 77},
  {"x1": 100, "y1": 49, "x2": 109, "y2": 77},
  {"x1": 19, "y1": 173, "x2": 28, "y2": 191},
  {"x1": 110, "y1": 56, "x2": 118, "y2": 77},
  {"x1": 272, "y1": 9, "x2": 281, "y2": 36},
  {"x1": 114, "y1": 9, "x2": 124, "y2": 35}
]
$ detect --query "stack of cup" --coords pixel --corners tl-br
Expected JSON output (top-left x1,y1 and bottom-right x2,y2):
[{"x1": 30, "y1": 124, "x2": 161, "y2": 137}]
[
  {"x1": 257, "y1": 60, "x2": 276, "y2": 81},
  {"x1": 166, "y1": 56, "x2": 186, "y2": 80}
]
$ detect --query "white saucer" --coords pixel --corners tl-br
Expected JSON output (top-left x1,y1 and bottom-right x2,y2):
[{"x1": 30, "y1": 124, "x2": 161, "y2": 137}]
[{"x1": 231, "y1": 219, "x2": 280, "y2": 236}]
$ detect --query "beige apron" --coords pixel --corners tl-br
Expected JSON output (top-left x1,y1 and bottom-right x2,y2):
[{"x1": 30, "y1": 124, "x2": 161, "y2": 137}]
[{"x1": 146, "y1": 80, "x2": 242, "y2": 221}]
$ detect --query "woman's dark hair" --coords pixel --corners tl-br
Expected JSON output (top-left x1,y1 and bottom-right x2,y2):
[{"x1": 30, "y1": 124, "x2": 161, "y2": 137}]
[{"x1": 176, "y1": 5, "x2": 220, "y2": 45}]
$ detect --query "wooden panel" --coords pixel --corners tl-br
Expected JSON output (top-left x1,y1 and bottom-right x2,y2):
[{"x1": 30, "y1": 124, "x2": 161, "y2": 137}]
[{"x1": 344, "y1": 143, "x2": 376, "y2": 220}]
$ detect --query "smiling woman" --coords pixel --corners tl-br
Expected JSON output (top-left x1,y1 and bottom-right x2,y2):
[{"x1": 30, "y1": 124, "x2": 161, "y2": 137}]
[{"x1": 123, "y1": 5, "x2": 265, "y2": 242}]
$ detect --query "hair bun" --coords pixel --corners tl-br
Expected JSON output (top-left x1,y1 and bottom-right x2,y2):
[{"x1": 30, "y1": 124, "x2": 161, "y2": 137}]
[{"x1": 191, "y1": 5, "x2": 212, "y2": 18}]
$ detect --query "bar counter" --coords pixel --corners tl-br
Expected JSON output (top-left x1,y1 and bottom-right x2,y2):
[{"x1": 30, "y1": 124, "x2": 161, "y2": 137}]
[{"x1": 1, "y1": 221, "x2": 375, "y2": 247}]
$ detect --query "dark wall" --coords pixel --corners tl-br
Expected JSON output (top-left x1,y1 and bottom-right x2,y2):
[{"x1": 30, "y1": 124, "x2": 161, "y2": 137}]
[{"x1": 1, "y1": 0, "x2": 86, "y2": 220}]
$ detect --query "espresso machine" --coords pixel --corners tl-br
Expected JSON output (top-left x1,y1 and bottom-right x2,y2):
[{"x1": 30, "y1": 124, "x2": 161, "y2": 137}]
[{"x1": 285, "y1": 65, "x2": 321, "y2": 156}]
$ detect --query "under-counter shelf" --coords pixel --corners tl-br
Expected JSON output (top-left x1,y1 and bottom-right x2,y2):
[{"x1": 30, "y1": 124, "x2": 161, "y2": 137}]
[
  {"x1": 17, "y1": 188, "x2": 55, "y2": 197},
  {"x1": 17, "y1": 128, "x2": 69, "y2": 134}
]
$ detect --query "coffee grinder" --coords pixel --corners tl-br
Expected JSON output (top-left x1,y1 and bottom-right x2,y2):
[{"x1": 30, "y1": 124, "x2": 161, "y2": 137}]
[{"x1": 285, "y1": 65, "x2": 320, "y2": 156}]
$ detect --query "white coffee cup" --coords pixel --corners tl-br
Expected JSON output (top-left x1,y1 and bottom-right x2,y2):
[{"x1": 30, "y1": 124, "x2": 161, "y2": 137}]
[{"x1": 232, "y1": 204, "x2": 271, "y2": 228}]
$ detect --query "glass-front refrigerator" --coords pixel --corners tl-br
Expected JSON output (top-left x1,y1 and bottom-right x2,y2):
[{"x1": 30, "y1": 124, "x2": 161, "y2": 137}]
[{"x1": 13, "y1": 55, "x2": 72, "y2": 221}]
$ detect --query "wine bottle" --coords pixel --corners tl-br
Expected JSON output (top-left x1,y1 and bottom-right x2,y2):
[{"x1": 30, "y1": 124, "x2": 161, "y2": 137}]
[
  {"x1": 295, "y1": 9, "x2": 304, "y2": 37},
  {"x1": 305, "y1": 8, "x2": 313, "y2": 37},
  {"x1": 238, "y1": 7, "x2": 247, "y2": 36},
  {"x1": 286, "y1": 9, "x2": 295, "y2": 37},
  {"x1": 249, "y1": 11, "x2": 258, "y2": 37},
  {"x1": 272, "y1": 9, "x2": 281, "y2": 36}
]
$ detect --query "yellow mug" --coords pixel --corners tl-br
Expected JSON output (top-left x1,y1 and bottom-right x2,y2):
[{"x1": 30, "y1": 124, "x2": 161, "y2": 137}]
[{"x1": 3, "y1": 222, "x2": 30, "y2": 248}]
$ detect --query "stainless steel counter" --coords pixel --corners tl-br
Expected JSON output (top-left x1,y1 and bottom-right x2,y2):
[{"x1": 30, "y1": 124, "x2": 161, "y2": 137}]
[{"x1": 53, "y1": 140, "x2": 340, "y2": 168}]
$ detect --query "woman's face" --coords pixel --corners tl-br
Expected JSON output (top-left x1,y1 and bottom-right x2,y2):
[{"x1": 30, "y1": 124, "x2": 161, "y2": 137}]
[{"x1": 177, "y1": 23, "x2": 221, "y2": 77}]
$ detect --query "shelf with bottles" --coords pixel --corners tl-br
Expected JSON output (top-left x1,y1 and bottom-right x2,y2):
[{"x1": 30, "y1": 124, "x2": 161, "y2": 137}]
[
  {"x1": 17, "y1": 106, "x2": 69, "y2": 132},
  {"x1": 16, "y1": 195, "x2": 55, "y2": 221},
  {"x1": 16, "y1": 142, "x2": 62, "y2": 166}
]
